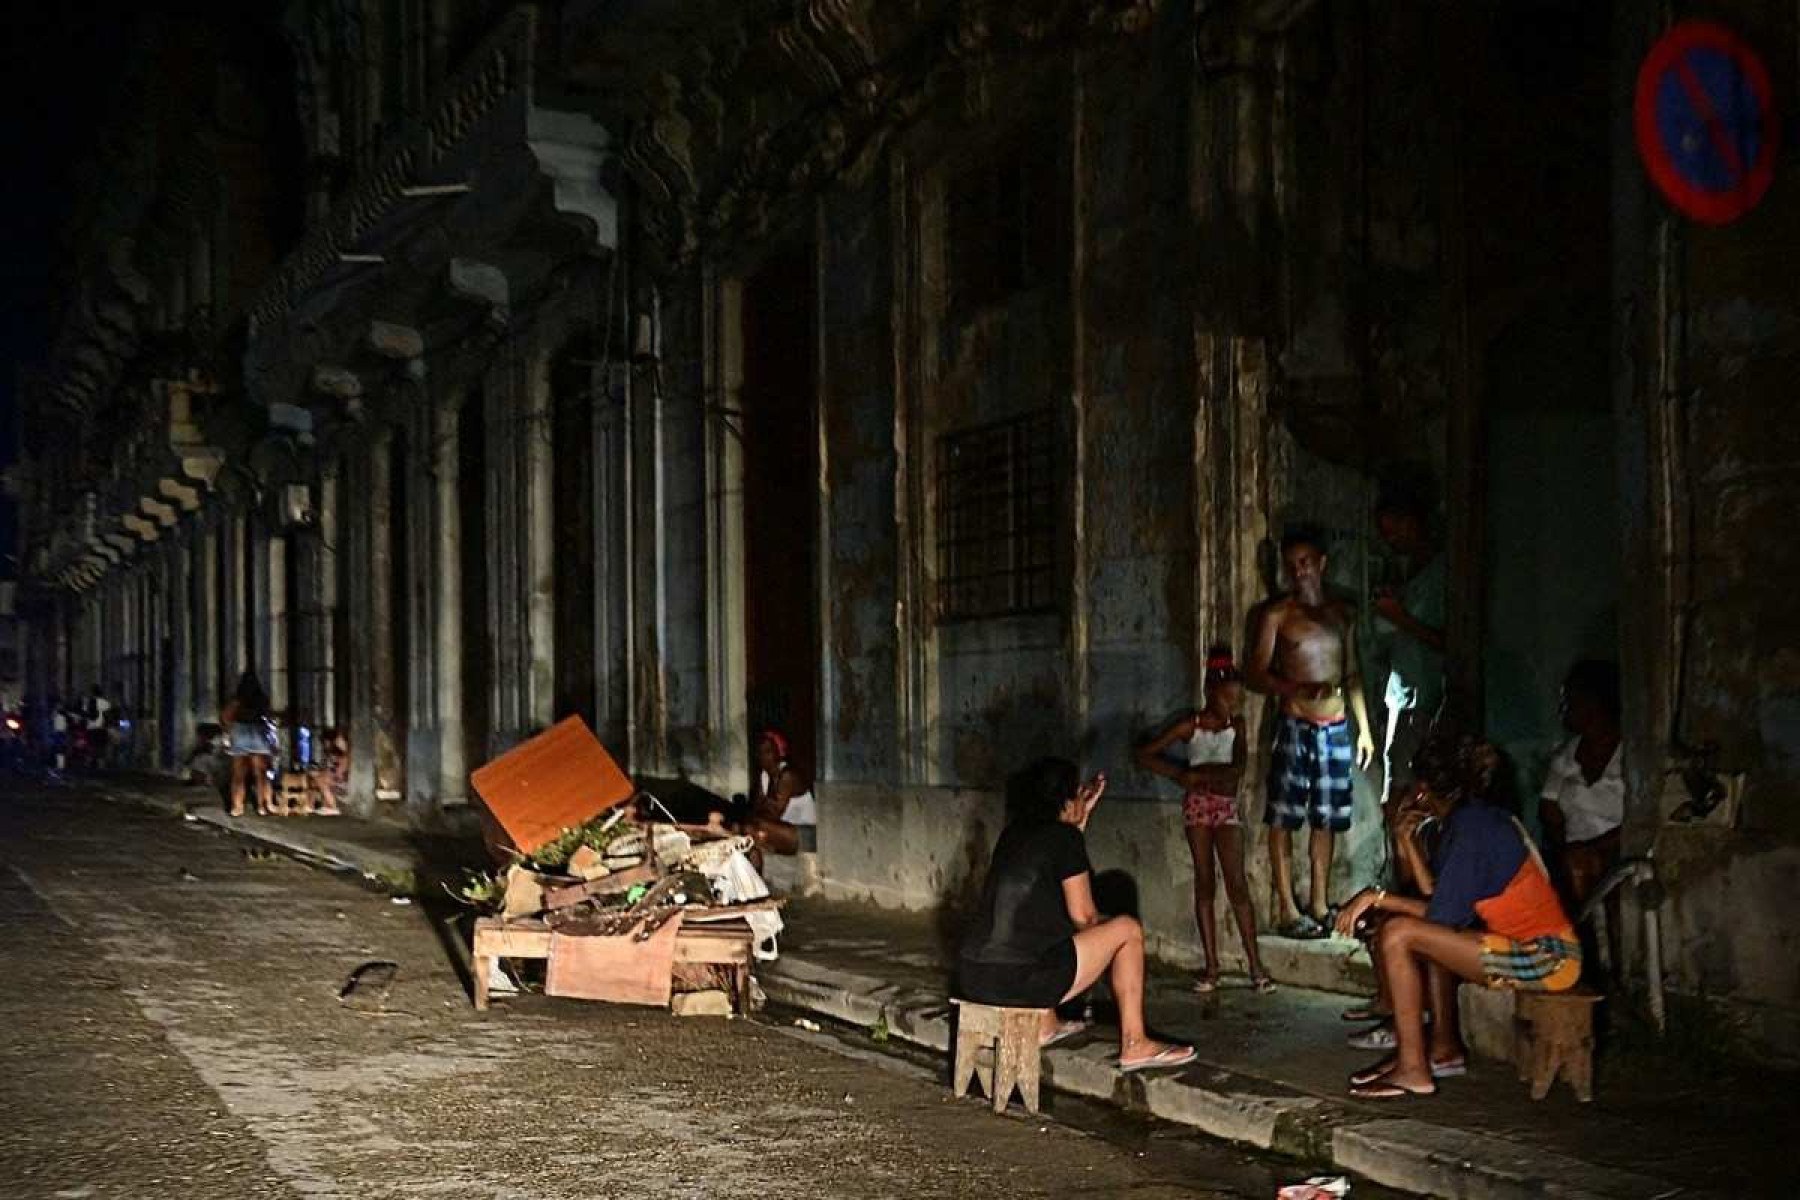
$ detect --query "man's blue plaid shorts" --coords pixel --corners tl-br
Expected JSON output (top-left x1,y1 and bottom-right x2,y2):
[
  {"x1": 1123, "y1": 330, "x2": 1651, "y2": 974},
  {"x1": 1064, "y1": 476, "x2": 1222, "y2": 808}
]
[{"x1": 1264, "y1": 715, "x2": 1355, "y2": 832}]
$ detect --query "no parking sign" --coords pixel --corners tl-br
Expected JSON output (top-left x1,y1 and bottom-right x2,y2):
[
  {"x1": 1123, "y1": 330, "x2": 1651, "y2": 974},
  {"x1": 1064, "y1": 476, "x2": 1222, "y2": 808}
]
[{"x1": 1634, "y1": 20, "x2": 1780, "y2": 224}]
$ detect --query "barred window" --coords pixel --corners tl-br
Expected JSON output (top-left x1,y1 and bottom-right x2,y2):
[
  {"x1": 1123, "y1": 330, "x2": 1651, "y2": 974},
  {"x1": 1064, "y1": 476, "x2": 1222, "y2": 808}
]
[{"x1": 936, "y1": 409, "x2": 1057, "y2": 621}]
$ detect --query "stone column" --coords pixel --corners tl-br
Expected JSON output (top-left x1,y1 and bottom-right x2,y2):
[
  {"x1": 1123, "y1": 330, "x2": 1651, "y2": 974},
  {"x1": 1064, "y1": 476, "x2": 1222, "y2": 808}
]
[
  {"x1": 319, "y1": 465, "x2": 339, "y2": 728},
  {"x1": 267, "y1": 532, "x2": 289, "y2": 716},
  {"x1": 193, "y1": 520, "x2": 220, "y2": 727},
  {"x1": 167, "y1": 542, "x2": 194, "y2": 768},
  {"x1": 367, "y1": 428, "x2": 401, "y2": 801},
  {"x1": 525, "y1": 355, "x2": 556, "y2": 731},
  {"x1": 223, "y1": 511, "x2": 246, "y2": 682},
  {"x1": 433, "y1": 398, "x2": 466, "y2": 805}
]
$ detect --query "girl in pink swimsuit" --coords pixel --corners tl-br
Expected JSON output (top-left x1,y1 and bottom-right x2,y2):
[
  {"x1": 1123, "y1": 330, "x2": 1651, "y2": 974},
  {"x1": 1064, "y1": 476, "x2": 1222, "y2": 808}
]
[{"x1": 1138, "y1": 647, "x2": 1272, "y2": 994}]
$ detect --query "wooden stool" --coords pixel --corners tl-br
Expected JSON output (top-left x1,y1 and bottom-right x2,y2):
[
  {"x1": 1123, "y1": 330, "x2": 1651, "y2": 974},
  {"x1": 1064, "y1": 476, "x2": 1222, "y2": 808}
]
[
  {"x1": 276, "y1": 771, "x2": 311, "y2": 815},
  {"x1": 1513, "y1": 988, "x2": 1602, "y2": 1101},
  {"x1": 951, "y1": 999, "x2": 1047, "y2": 1114}
]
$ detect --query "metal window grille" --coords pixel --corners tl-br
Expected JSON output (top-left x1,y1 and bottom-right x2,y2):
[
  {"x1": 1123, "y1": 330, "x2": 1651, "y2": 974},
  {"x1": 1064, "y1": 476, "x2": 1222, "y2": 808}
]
[{"x1": 936, "y1": 409, "x2": 1057, "y2": 621}]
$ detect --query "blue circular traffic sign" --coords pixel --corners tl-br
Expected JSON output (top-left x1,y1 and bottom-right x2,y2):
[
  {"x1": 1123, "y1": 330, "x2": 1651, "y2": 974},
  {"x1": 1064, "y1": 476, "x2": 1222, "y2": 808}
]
[{"x1": 1635, "y1": 20, "x2": 1779, "y2": 225}]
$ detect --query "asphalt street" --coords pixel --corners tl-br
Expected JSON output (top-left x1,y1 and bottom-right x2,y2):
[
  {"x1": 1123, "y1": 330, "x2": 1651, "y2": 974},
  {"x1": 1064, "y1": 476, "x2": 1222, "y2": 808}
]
[{"x1": 0, "y1": 778, "x2": 1310, "y2": 1199}]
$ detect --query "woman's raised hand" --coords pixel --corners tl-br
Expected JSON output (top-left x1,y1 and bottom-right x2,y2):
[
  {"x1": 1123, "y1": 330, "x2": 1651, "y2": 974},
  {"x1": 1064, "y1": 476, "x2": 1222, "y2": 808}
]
[{"x1": 1074, "y1": 773, "x2": 1108, "y2": 827}]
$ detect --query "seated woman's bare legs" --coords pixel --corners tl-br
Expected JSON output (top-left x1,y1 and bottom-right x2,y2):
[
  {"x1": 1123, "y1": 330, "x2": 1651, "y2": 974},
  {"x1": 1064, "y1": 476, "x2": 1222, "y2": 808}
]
[
  {"x1": 1426, "y1": 961, "x2": 1467, "y2": 1064},
  {"x1": 1057, "y1": 916, "x2": 1187, "y2": 1061},
  {"x1": 1371, "y1": 916, "x2": 1485, "y2": 1093},
  {"x1": 749, "y1": 816, "x2": 800, "y2": 857}
]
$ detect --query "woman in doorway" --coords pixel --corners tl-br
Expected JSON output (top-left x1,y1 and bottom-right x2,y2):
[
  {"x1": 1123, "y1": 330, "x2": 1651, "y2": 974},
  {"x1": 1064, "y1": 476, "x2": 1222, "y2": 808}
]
[
  {"x1": 957, "y1": 757, "x2": 1197, "y2": 1072},
  {"x1": 221, "y1": 672, "x2": 276, "y2": 818},
  {"x1": 1136, "y1": 646, "x2": 1273, "y2": 994},
  {"x1": 1539, "y1": 660, "x2": 1623, "y2": 977},
  {"x1": 746, "y1": 729, "x2": 818, "y2": 865}
]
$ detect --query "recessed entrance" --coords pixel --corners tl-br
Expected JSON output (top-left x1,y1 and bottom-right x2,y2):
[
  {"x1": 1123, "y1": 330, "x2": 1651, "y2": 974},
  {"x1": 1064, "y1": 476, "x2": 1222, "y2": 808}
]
[{"x1": 740, "y1": 243, "x2": 820, "y2": 786}]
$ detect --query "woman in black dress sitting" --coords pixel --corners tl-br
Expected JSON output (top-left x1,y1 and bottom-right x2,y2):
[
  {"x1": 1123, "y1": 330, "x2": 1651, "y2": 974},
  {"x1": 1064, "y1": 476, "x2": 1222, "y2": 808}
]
[{"x1": 957, "y1": 757, "x2": 1197, "y2": 1072}]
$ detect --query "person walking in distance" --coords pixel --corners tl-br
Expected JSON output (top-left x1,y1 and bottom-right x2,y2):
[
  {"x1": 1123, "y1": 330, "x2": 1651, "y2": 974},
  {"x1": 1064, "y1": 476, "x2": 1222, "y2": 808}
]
[{"x1": 1245, "y1": 526, "x2": 1375, "y2": 937}]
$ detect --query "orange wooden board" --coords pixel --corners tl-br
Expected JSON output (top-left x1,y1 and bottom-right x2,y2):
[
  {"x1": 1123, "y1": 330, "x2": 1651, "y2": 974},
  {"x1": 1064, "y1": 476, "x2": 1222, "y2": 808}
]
[{"x1": 469, "y1": 716, "x2": 636, "y2": 857}]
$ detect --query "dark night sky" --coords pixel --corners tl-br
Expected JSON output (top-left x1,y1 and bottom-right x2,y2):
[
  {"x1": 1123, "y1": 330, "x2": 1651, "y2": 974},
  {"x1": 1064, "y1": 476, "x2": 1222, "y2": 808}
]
[{"x1": 0, "y1": 2, "x2": 137, "y2": 571}]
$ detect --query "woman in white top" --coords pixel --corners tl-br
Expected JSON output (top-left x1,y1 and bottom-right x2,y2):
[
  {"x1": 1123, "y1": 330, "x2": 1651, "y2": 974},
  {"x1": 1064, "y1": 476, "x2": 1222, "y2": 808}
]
[
  {"x1": 747, "y1": 728, "x2": 816, "y2": 866},
  {"x1": 1539, "y1": 660, "x2": 1623, "y2": 973},
  {"x1": 1137, "y1": 647, "x2": 1272, "y2": 994}
]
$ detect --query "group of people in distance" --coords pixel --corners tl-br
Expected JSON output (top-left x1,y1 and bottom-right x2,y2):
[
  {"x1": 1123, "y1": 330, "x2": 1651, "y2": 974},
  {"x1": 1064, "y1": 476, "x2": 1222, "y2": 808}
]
[
  {"x1": 954, "y1": 486, "x2": 1610, "y2": 1098},
  {"x1": 218, "y1": 670, "x2": 347, "y2": 818}
]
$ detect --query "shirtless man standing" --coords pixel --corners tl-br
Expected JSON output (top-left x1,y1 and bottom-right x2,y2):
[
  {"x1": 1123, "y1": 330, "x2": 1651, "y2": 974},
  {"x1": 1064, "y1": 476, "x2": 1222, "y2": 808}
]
[{"x1": 1246, "y1": 526, "x2": 1375, "y2": 937}]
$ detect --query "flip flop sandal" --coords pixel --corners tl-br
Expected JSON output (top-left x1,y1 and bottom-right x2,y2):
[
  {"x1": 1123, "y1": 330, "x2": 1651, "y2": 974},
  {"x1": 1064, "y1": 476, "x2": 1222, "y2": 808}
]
[
  {"x1": 1192, "y1": 976, "x2": 1220, "y2": 995},
  {"x1": 1040, "y1": 1020, "x2": 1088, "y2": 1049},
  {"x1": 1251, "y1": 975, "x2": 1277, "y2": 994},
  {"x1": 1276, "y1": 915, "x2": 1324, "y2": 939},
  {"x1": 1119, "y1": 1045, "x2": 1198, "y2": 1073},
  {"x1": 1348, "y1": 1079, "x2": 1436, "y2": 1100},
  {"x1": 1349, "y1": 1057, "x2": 1398, "y2": 1088},
  {"x1": 1340, "y1": 1005, "x2": 1390, "y2": 1022},
  {"x1": 1346, "y1": 1024, "x2": 1397, "y2": 1050},
  {"x1": 1430, "y1": 1058, "x2": 1468, "y2": 1079}
]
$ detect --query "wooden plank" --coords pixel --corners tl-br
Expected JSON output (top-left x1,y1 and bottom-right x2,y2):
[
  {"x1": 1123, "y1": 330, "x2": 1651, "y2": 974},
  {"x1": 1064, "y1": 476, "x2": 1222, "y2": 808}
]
[
  {"x1": 469, "y1": 716, "x2": 636, "y2": 858},
  {"x1": 541, "y1": 862, "x2": 659, "y2": 911},
  {"x1": 673, "y1": 926, "x2": 753, "y2": 966},
  {"x1": 681, "y1": 899, "x2": 783, "y2": 922},
  {"x1": 472, "y1": 918, "x2": 553, "y2": 959}
]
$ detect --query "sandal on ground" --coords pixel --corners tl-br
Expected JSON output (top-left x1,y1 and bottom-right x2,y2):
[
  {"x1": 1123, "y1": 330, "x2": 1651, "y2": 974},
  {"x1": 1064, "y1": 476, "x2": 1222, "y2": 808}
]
[
  {"x1": 1340, "y1": 1004, "x2": 1389, "y2": 1022},
  {"x1": 1275, "y1": 915, "x2": 1325, "y2": 939},
  {"x1": 1192, "y1": 975, "x2": 1219, "y2": 995},
  {"x1": 228, "y1": 806, "x2": 244, "y2": 818},
  {"x1": 1351, "y1": 1056, "x2": 1464, "y2": 1088},
  {"x1": 1349, "y1": 1057, "x2": 1398, "y2": 1088},
  {"x1": 1348, "y1": 1078, "x2": 1436, "y2": 1100},
  {"x1": 1040, "y1": 1019, "x2": 1088, "y2": 1048},
  {"x1": 1250, "y1": 974, "x2": 1277, "y2": 994},
  {"x1": 1346, "y1": 1023, "x2": 1397, "y2": 1050},
  {"x1": 1119, "y1": 1043, "x2": 1198, "y2": 1074}
]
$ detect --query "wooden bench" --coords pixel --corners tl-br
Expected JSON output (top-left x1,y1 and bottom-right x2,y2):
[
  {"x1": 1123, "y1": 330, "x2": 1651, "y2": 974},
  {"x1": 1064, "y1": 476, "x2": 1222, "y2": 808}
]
[
  {"x1": 1513, "y1": 988, "x2": 1602, "y2": 1101},
  {"x1": 470, "y1": 916, "x2": 755, "y2": 1015},
  {"x1": 951, "y1": 999, "x2": 1047, "y2": 1114}
]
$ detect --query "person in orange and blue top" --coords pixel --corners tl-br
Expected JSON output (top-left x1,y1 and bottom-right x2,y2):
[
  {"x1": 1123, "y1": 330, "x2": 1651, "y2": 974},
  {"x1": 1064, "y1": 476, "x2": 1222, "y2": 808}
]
[{"x1": 1333, "y1": 734, "x2": 1579, "y2": 1099}]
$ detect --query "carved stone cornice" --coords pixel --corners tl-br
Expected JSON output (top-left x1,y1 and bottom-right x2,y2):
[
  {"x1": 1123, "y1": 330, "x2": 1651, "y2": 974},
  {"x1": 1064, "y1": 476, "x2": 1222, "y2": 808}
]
[
  {"x1": 247, "y1": 6, "x2": 569, "y2": 340},
  {"x1": 618, "y1": 0, "x2": 1163, "y2": 270}
]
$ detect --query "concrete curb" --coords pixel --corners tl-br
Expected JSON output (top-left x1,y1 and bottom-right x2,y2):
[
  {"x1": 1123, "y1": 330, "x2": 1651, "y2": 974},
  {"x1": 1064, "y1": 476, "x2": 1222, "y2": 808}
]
[
  {"x1": 755, "y1": 953, "x2": 1690, "y2": 1200},
  {"x1": 91, "y1": 781, "x2": 421, "y2": 891}
]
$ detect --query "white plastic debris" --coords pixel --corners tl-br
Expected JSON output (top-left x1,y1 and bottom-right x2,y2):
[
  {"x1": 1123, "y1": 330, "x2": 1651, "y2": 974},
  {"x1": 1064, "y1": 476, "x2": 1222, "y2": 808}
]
[
  {"x1": 1277, "y1": 1177, "x2": 1349, "y2": 1200},
  {"x1": 793, "y1": 1017, "x2": 822, "y2": 1033}
]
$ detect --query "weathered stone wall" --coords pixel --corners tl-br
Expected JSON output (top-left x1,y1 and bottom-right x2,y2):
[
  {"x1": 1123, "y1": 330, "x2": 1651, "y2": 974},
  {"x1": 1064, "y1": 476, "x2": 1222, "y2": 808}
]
[{"x1": 1622, "y1": 0, "x2": 1800, "y2": 1063}]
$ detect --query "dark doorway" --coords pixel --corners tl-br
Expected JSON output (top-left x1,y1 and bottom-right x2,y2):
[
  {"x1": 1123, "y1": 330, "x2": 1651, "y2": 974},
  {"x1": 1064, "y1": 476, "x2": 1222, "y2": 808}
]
[
  {"x1": 1458, "y1": 1, "x2": 1619, "y2": 810},
  {"x1": 551, "y1": 338, "x2": 599, "y2": 731},
  {"x1": 458, "y1": 388, "x2": 492, "y2": 772},
  {"x1": 741, "y1": 243, "x2": 820, "y2": 786}
]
